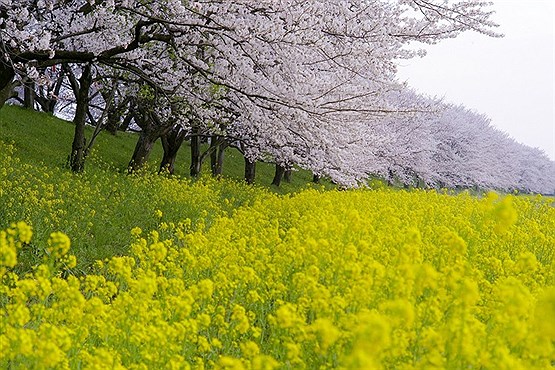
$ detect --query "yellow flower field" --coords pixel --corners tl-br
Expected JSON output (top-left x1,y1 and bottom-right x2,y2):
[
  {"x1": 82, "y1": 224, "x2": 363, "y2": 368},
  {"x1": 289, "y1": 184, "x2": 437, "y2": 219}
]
[{"x1": 1, "y1": 180, "x2": 554, "y2": 369}]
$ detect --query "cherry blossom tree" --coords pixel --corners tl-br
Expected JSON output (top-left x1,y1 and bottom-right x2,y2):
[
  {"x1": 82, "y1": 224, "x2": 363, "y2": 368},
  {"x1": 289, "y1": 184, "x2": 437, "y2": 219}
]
[
  {"x1": 394, "y1": 102, "x2": 555, "y2": 194},
  {"x1": 11, "y1": 0, "x2": 549, "y2": 191}
]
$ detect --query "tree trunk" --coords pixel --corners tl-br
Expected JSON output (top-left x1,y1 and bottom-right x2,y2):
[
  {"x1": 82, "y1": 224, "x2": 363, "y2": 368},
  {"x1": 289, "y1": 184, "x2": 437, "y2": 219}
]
[
  {"x1": 104, "y1": 106, "x2": 120, "y2": 134},
  {"x1": 0, "y1": 64, "x2": 16, "y2": 108},
  {"x1": 215, "y1": 144, "x2": 226, "y2": 176},
  {"x1": 35, "y1": 68, "x2": 64, "y2": 113},
  {"x1": 47, "y1": 68, "x2": 64, "y2": 113},
  {"x1": 271, "y1": 163, "x2": 286, "y2": 186},
  {"x1": 387, "y1": 170, "x2": 394, "y2": 186},
  {"x1": 69, "y1": 64, "x2": 92, "y2": 173},
  {"x1": 100, "y1": 85, "x2": 121, "y2": 135},
  {"x1": 312, "y1": 174, "x2": 321, "y2": 183},
  {"x1": 210, "y1": 136, "x2": 227, "y2": 177},
  {"x1": 210, "y1": 136, "x2": 218, "y2": 176},
  {"x1": 284, "y1": 168, "x2": 292, "y2": 183},
  {"x1": 128, "y1": 131, "x2": 159, "y2": 173},
  {"x1": 190, "y1": 127, "x2": 201, "y2": 177},
  {"x1": 244, "y1": 157, "x2": 256, "y2": 184},
  {"x1": 159, "y1": 126, "x2": 186, "y2": 175},
  {"x1": 120, "y1": 112, "x2": 133, "y2": 132},
  {"x1": 23, "y1": 77, "x2": 35, "y2": 110}
]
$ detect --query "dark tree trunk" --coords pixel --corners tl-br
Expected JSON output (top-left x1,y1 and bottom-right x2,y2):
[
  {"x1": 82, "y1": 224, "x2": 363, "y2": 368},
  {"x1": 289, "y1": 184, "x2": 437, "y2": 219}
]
[
  {"x1": 45, "y1": 100, "x2": 56, "y2": 113},
  {"x1": 271, "y1": 164, "x2": 286, "y2": 186},
  {"x1": 127, "y1": 96, "x2": 174, "y2": 173},
  {"x1": 101, "y1": 86, "x2": 122, "y2": 135},
  {"x1": 387, "y1": 170, "x2": 394, "y2": 186},
  {"x1": 69, "y1": 64, "x2": 92, "y2": 173},
  {"x1": 159, "y1": 126, "x2": 186, "y2": 175},
  {"x1": 23, "y1": 77, "x2": 35, "y2": 110},
  {"x1": 210, "y1": 136, "x2": 218, "y2": 175},
  {"x1": 120, "y1": 112, "x2": 133, "y2": 132},
  {"x1": 128, "y1": 131, "x2": 159, "y2": 173},
  {"x1": 244, "y1": 157, "x2": 256, "y2": 185},
  {"x1": 210, "y1": 136, "x2": 227, "y2": 177},
  {"x1": 312, "y1": 174, "x2": 321, "y2": 183},
  {"x1": 214, "y1": 144, "x2": 226, "y2": 176},
  {"x1": 47, "y1": 68, "x2": 64, "y2": 113},
  {"x1": 0, "y1": 64, "x2": 14, "y2": 91},
  {"x1": 190, "y1": 127, "x2": 201, "y2": 177},
  {"x1": 0, "y1": 64, "x2": 16, "y2": 108},
  {"x1": 104, "y1": 107, "x2": 120, "y2": 134},
  {"x1": 284, "y1": 169, "x2": 292, "y2": 183}
]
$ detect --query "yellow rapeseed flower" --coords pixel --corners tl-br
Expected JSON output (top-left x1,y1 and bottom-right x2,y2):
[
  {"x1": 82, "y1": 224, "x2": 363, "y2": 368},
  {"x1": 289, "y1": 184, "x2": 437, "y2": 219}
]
[{"x1": 47, "y1": 231, "x2": 71, "y2": 258}]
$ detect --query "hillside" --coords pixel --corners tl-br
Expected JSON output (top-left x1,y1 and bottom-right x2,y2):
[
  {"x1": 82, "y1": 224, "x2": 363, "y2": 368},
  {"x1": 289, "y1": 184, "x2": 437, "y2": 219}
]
[
  {"x1": 0, "y1": 105, "x2": 321, "y2": 192},
  {"x1": 0, "y1": 105, "x2": 315, "y2": 270},
  {"x1": 2, "y1": 2, "x2": 554, "y2": 368},
  {"x1": 1, "y1": 105, "x2": 555, "y2": 369}
]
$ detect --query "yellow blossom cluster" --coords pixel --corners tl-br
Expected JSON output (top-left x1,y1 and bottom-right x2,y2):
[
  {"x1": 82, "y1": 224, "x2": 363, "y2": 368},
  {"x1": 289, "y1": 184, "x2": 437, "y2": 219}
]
[
  {"x1": 1, "y1": 184, "x2": 554, "y2": 369},
  {"x1": 0, "y1": 140, "x2": 262, "y2": 269}
]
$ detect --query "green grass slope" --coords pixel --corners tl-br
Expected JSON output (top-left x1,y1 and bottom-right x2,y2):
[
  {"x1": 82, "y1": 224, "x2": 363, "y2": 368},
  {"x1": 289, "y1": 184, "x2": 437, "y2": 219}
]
[
  {"x1": 0, "y1": 105, "x2": 320, "y2": 191},
  {"x1": 0, "y1": 105, "x2": 328, "y2": 271},
  {"x1": 2, "y1": 106, "x2": 555, "y2": 369},
  {"x1": 2, "y1": 105, "x2": 550, "y2": 273},
  {"x1": 1, "y1": 141, "x2": 554, "y2": 368}
]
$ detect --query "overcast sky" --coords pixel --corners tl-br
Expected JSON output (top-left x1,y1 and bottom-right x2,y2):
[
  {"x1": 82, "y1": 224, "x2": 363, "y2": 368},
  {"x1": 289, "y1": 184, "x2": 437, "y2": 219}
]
[{"x1": 396, "y1": 0, "x2": 555, "y2": 161}]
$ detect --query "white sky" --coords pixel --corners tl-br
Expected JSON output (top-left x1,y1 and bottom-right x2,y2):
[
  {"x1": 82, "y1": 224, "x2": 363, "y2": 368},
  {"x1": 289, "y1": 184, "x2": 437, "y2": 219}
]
[{"x1": 396, "y1": 0, "x2": 555, "y2": 161}]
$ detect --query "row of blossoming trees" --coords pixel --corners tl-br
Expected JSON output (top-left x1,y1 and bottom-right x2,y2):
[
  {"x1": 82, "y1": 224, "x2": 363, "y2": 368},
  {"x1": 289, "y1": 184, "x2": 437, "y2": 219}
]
[{"x1": 1, "y1": 0, "x2": 553, "y2": 193}]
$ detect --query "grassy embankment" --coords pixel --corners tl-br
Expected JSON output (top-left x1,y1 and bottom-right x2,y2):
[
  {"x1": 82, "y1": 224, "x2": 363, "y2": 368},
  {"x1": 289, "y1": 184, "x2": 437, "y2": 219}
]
[
  {"x1": 0, "y1": 105, "x2": 329, "y2": 269},
  {"x1": 1, "y1": 105, "x2": 554, "y2": 369},
  {"x1": 0, "y1": 105, "x2": 319, "y2": 189},
  {"x1": 0, "y1": 106, "x2": 329, "y2": 266}
]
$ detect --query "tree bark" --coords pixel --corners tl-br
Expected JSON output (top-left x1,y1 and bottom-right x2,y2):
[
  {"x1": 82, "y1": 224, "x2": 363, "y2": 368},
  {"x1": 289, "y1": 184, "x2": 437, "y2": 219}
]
[
  {"x1": 210, "y1": 136, "x2": 218, "y2": 175},
  {"x1": 104, "y1": 106, "x2": 120, "y2": 134},
  {"x1": 69, "y1": 64, "x2": 92, "y2": 173},
  {"x1": 35, "y1": 66, "x2": 65, "y2": 113},
  {"x1": 101, "y1": 86, "x2": 125, "y2": 135},
  {"x1": 284, "y1": 168, "x2": 292, "y2": 183},
  {"x1": 120, "y1": 111, "x2": 133, "y2": 132},
  {"x1": 214, "y1": 144, "x2": 226, "y2": 176},
  {"x1": 128, "y1": 130, "x2": 159, "y2": 173},
  {"x1": 271, "y1": 163, "x2": 286, "y2": 186},
  {"x1": 103, "y1": 88, "x2": 119, "y2": 135},
  {"x1": 35, "y1": 70, "x2": 63, "y2": 113},
  {"x1": 0, "y1": 63, "x2": 14, "y2": 90},
  {"x1": 0, "y1": 64, "x2": 16, "y2": 108},
  {"x1": 46, "y1": 67, "x2": 64, "y2": 113},
  {"x1": 244, "y1": 157, "x2": 256, "y2": 184},
  {"x1": 23, "y1": 77, "x2": 35, "y2": 110},
  {"x1": 210, "y1": 136, "x2": 227, "y2": 177},
  {"x1": 190, "y1": 127, "x2": 201, "y2": 177},
  {"x1": 159, "y1": 126, "x2": 186, "y2": 175}
]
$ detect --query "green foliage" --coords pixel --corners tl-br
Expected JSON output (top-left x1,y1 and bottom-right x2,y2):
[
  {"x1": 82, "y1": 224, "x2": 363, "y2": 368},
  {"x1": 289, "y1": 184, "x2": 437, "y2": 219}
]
[{"x1": 137, "y1": 84, "x2": 155, "y2": 101}]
